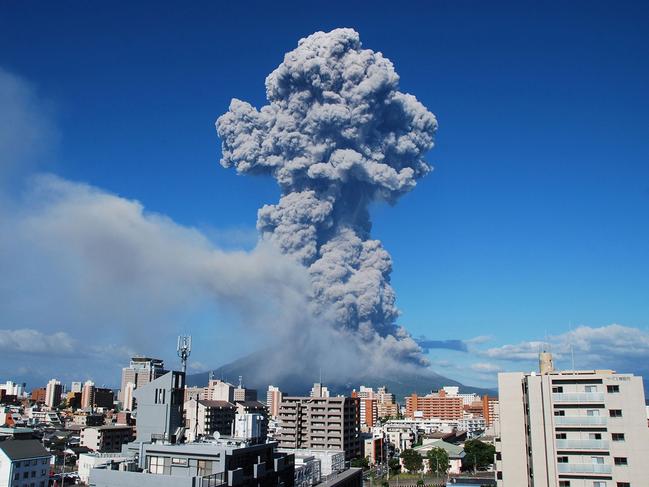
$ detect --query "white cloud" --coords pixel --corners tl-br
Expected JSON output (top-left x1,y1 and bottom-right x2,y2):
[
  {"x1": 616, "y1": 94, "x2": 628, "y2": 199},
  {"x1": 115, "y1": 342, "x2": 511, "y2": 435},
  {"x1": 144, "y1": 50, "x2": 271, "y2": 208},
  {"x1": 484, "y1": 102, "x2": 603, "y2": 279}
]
[
  {"x1": 480, "y1": 324, "x2": 649, "y2": 374},
  {"x1": 469, "y1": 362, "x2": 503, "y2": 373},
  {"x1": 0, "y1": 328, "x2": 76, "y2": 355}
]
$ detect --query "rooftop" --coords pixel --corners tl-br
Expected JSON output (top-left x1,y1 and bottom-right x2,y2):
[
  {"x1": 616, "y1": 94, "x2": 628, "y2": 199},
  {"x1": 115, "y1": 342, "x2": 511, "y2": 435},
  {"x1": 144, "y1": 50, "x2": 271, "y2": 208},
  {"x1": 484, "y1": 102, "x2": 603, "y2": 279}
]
[{"x1": 0, "y1": 439, "x2": 51, "y2": 460}]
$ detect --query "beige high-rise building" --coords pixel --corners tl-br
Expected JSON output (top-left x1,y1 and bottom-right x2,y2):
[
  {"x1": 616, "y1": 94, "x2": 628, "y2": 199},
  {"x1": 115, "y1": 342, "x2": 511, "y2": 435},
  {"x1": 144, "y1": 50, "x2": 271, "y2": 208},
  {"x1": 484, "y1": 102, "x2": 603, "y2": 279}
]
[
  {"x1": 266, "y1": 385, "x2": 283, "y2": 419},
  {"x1": 497, "y1": 364, "x2": 649, "y2": 487},
  {"x1": 278, "y1": 394, "x2": 361, "y2": 460},
  {"x1": 81, "y1": 380, "x2": 95, "y2": 410},
  {"x1": 119, "y1": 357, "x2": 166, "y2": 409},
  {"x1": 206, "y1": 379, "x2": 235, "y2": 402}
]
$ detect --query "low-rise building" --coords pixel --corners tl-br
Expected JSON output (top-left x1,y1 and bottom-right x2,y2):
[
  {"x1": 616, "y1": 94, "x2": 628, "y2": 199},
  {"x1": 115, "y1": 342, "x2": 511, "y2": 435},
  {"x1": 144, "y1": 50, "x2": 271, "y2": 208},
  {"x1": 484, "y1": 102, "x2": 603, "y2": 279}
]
[
  {"x1": 0, "y1": 439, "x2": 52, "y2": 487},
  {"x1": 183, "y1": 399, "x2": 236, "y2": 442},
  {"x1": 78, "y1": 452, "x2": 133, "y2": 484},
  {"x1": 88, "y1": 438, "x2": 294, "y2": 487},
  {"x1": 81, "y1": 425, "x2": 134, "y2": 453}
]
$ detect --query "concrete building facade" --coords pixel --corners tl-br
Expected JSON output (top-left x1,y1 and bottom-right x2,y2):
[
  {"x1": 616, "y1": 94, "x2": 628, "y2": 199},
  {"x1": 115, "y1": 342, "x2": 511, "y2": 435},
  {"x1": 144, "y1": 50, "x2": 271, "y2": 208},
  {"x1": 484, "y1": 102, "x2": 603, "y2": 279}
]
[
  {"x1": 266, "y1": 386, "x2": 283, "y2": 419},
  {"x1": 0, "y1": 439, "x2": 51, "y2": 487},
  {"x1": 81, "y1": 425, "x2": 135, "y2": 453},
  {"x1": 278, "y1": 395, "x2": 361, "y2": 460},
  {"x1": 133, "y1": 371, "x2": 185, "y2": 444},
  {"x1": 183, "y1": 399, "x2": 236, "y2": 442},
  {"x1": 119, "y1": 357, "x2": 166, "y2": 410},
  {"x1": 405, "y1": 390, "x2": 464, "y2": 420},
  {"x1": 497, "y1": 368, "x2": 649, "y2": 487},
  {"x1": 44, "y1": 379, "x2": 62, "y2": 408}
]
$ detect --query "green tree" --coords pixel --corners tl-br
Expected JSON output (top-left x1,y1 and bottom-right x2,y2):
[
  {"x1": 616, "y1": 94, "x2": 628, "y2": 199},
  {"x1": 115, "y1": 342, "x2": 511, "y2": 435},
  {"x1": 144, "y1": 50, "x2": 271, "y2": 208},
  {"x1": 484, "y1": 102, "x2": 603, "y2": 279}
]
[
  {"x1": 462, "y1": 440, "x2": 496, "y2": 472},
  {"x1": 351, "y1": 457, "x2": 369, "y2": 469},
  {"x1": 426, "y1": 447, "x2": 449, "y2": 475},
  {"x1": 400, "y1": 449, "x2": 423, "y2": 473},
  {"x1": 388, "y1": 457, "x2": 401, "y2": 475}
]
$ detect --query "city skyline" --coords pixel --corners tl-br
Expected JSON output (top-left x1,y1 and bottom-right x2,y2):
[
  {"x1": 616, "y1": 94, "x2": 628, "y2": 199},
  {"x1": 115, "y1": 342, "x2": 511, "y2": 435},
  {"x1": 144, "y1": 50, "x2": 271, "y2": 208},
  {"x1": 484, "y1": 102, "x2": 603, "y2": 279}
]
[{"x1": 1, "y1": 1, "x2": 648, "y2": 389}]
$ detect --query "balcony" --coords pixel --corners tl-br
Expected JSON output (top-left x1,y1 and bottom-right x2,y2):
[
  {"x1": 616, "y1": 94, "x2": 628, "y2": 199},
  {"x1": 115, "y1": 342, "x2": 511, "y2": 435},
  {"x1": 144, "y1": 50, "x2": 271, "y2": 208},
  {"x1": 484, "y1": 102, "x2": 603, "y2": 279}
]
[
  {"x1": 554, "y1": 416, "x2": 607, "y2": 426},
  {"x1": 557, "y1": 464, "x2": 612, "y2": 474},
  {"x1": 556, "y1": 439, "x2": 609, "y2": 450},
  {"x1": 552, "y1": 393, "x2": 604, "y2": 403}
]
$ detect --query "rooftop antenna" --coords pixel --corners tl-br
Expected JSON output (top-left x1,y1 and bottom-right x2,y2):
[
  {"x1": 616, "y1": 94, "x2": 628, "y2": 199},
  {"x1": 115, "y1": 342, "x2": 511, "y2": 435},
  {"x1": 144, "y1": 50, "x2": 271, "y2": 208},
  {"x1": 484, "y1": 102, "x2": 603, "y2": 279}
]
[
  {"x1": 177, "y1": 335, "x2": 192, "y2": 376},
  {"x1": 238, "y1": 375, "x2": 243, "y2": 388},
  {"x1": 208, "y1": 370, "x2": 214, "y2": 383}
]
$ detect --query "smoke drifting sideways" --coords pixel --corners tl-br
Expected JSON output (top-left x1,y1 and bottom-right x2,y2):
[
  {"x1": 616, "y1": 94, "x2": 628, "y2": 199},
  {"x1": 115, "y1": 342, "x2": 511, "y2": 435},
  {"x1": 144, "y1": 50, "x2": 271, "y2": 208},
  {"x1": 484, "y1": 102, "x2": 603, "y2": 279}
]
[{"x1": 217, "y1": 28, "x2": 438, "y2": 374}]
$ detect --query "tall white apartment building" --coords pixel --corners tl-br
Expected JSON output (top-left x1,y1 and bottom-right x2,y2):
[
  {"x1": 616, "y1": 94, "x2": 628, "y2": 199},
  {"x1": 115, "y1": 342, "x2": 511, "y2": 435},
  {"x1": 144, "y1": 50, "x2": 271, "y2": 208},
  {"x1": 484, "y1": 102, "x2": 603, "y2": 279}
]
[
  {"x1": 45, "y1": 379, "x2": 62, "y2": 408},
  {"x1": 267, "y1": 385, "x2": 283, "y2": 419},
  {"x1": 497, "y1": 361, "x2": 649, "y2": 487}
]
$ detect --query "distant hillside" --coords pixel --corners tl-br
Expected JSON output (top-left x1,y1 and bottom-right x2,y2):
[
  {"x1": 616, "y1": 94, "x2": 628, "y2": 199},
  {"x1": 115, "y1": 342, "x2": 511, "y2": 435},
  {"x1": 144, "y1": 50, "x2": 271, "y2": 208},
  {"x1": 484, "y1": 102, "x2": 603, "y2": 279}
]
[{"x1": 186, "y1": 350, "x2": 495, "y2": 400}]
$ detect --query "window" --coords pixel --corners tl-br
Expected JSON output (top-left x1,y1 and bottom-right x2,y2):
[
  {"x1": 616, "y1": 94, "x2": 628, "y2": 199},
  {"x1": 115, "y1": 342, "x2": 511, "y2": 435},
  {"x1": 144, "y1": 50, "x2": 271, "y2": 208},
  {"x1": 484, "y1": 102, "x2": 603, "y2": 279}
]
[
  {"x1": 557, "y1": 456, "x2": 569, "y2": 463},
  {"x1": 171, "y1": 457, "x2": 188, "y2": 467},
  {"x1": 15, "y1": 461, "x2": 21, "y2": 468},
  {"x1": 612, "y1": 433, "x2": 625, "y2": 441},
  {"x1": 554, "y1": 410, "x2": 566, "y2": 416},
  {"x1": 587, "y1": 409, "x2": 600, "y2": 416},
  {"x1": 556, "y1": 433, "x2": 567, "y2": 439},
  {"x1": 31, "y1": 471, "x2": 36, "y2": 477},
  {"x1": 585, "y1": 385, "x2": 597, "y2": 393},
  {"x1": 148, "y1": 456, "x2": 164, "y2": 475},
  {"x1": 607, "y1": 385, "x2": 620, "y2": 393},
  {"x1": 197, "y1": 460, "x2": 212, "y2": 476},
  {"x1": 553, "y1": 386, "x2": 564, "y2": 393},
  {"x1": 593, "y1": 482, "x2": 606, "y2": 487},
  {"x1": 14, "y1": 473, "x2": 19, "y2": 480},
  {"x1": 23, "y1": 472, "x2": 29, "y2": 479},
  {"x1": 617, "y1": 483, "x2": 631, "y2": 487},
  {"x1": 588, "y1": 433, "x2": 602, "y2": 440},
  {"x1": 591, "y1": 456, "x2": 604, "y2": 465},
  {"x1": 559, "y1": 482, "x2": 571, "y2": 487},
  {"x1": 614, "y1": 457, "x2": 628, "y2": 466},
  {"x1": 609, "y1": 409, "x2": 623, "y2": 417},
  {"x1": 496, "y1": 472, "x2": 502, "y2": 480}
]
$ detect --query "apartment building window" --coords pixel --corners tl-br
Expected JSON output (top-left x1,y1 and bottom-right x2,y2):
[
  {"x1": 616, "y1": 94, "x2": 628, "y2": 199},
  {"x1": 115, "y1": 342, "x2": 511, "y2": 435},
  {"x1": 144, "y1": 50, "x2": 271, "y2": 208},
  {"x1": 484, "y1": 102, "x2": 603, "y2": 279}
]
[
  {"x1": 609, "y1": 409, "x2": 623, "y2": 417},
  {"x1": 553, "y1": 386, "x2": 564, "y2": 393},
  {"x1": 587, "y1": 409, "x2": 600, "y2": 416},
  {"x1": 591, "y1": 457, "x2": 604, "y2": 465},
  {"x1": 614, "y1": 457, "x2": 628, "y2": 466},
  {"x1": 556, "y1": 433, "x2": 567, "y2": 439},
  {"x1": 612, "y1": 433, "x2": 625, "y2": 441},
  {"x1": 585, "y1": 385, "x2": 597, "y2": 393},
  {"x1": 554, "y1": 410, "x2": 565, "y2": 416},
  {"x1": 148, "y1": 456, "x2": 165, "y2": 474},
  {"x1": 617, "y1": 483, "x2": 631, "y2": 487},
  {"x1": 607, "y1": 385, "x2": 620, "y2": 393},
  {"x1": 588, "y1": 433, "x2": 602, "y2": 440},
  {"x1": 593, "y1": 482, "x2": 606, "y2": 487},
  {"x1": 559, "y1": 482, "x2": 571, "y2": 487},
  {"x1": 557, "y1": 456, "x2": 569, "y2": 463}
]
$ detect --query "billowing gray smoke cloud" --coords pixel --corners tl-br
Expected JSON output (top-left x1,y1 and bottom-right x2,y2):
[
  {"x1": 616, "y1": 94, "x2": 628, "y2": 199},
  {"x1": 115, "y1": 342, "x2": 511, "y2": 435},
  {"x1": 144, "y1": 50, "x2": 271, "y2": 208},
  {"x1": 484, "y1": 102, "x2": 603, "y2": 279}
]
[{"x1": 217, "y1": 28, "x2": 437, "y2": 365}]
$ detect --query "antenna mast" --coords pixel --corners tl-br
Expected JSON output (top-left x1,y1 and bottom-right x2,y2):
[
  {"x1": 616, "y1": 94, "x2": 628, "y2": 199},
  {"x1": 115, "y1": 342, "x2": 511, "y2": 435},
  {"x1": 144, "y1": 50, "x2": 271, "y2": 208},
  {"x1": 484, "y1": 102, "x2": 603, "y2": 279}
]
[{"x1": 177, "y1": 335, "x2": 192, "y2": 376}]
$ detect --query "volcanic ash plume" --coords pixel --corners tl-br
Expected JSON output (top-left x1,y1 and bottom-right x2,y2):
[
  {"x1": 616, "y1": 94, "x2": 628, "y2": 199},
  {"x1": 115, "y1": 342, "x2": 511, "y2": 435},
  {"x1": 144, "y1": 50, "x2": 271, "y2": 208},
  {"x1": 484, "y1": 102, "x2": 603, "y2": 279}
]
[{"x1": 217, "y1": 28, "x2": 437, "y2": 366}]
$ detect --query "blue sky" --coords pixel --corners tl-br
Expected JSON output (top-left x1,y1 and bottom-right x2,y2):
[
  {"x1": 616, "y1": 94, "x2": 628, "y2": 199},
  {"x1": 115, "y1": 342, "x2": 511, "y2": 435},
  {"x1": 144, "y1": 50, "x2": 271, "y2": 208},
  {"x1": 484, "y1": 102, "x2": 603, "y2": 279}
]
[{"x1": 1, "y1": 1, "x2": 648, "y2": 388}]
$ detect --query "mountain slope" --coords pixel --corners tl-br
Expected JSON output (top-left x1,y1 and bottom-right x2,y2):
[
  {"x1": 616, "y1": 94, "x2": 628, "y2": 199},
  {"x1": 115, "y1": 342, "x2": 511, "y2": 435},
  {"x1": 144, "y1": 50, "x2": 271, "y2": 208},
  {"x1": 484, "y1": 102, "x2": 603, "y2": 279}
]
[{"x1": 186, "y1": 350, "x2": 495, "y2": 399}]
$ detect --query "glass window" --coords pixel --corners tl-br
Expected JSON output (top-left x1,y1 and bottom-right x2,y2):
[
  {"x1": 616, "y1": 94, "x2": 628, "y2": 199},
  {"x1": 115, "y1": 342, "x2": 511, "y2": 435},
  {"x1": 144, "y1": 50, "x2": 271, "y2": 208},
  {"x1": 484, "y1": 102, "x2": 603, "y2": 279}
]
[
  {"x1": 556, "y1": 433, "x2": 567, "y2": 439},
  {"x1": 587, "y1": 409, "x2": 600, "y2": 416},
  {"x1": 559, "y1": 482, "x2": 571, "y2": 487},
  {"x1": 609, "y1": 409, "x2": 623, "y2": 417},
  {"x1": 588, "y1": 433, "x2": 602, "y2": 440},
  {"x1": 585, "y1": 385, "x2": 597, "y2": 393},
  {"x1": 553, "y1": 386, "x2": 563, "y2": 393},
  {"x1": 614, "y1": 457, "x2": 628, "y2": 466},
  {"x1": 593, "y1": 482, "x2": 606, "y2": 487},
  {"x1": 197, "y1": 460, "x2": 212, "y2": 476},
  {"x1": 617, "y1": 483, "x2": 630, "y2": 487},
  {"x1": 612, "y1": 433, "x2": 625, "y2": 441},
  {"x1": 148, "y1": 456, "x2": 165, "y2": 475},
  {"x1": 607, "y1": 385, "x2": 620, "y2": 393},
  {"x1": 591, "y1": 456, "x2": 604, "y2": 464},
  {"x1": 557, "y1": 456, "x2": 568, "y2": 463}
]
